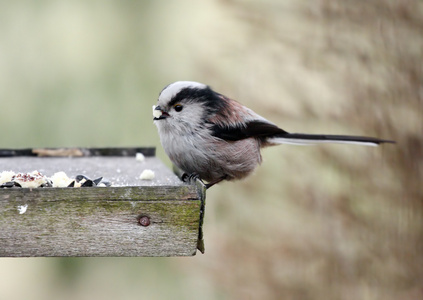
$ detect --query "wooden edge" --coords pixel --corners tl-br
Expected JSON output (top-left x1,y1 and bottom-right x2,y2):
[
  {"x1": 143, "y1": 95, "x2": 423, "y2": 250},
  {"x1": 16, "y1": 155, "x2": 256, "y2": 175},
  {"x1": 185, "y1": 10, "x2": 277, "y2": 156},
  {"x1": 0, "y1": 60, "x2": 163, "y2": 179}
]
[
  {"x1": 0, "y1": 147, "x2": 156, "y2": 157},
  {"x1": 1, "y1": 185, "x2": 200, "y2": 202},
  {"x1": 173, "y1": 165, "x2": 207, "y2": 254},
  {"x1": 195, "y1": 179, "x2": 207, "y2": 254}
]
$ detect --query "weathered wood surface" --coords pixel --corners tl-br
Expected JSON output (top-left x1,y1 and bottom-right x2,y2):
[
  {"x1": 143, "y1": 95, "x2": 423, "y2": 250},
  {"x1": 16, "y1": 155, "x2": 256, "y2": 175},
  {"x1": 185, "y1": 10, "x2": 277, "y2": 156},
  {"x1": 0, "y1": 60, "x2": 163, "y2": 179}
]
[{"x1": 0, "y1": 148, "x2": 205, "y2": 257}]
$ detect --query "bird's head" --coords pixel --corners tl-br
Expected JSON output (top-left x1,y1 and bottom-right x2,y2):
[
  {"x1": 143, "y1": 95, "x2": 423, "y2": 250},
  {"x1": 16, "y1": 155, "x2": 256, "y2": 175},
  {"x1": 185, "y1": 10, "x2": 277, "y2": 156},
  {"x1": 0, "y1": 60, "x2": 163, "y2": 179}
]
[{"x1": 153, "y1": 81, "x2": 225, "y2": 134}]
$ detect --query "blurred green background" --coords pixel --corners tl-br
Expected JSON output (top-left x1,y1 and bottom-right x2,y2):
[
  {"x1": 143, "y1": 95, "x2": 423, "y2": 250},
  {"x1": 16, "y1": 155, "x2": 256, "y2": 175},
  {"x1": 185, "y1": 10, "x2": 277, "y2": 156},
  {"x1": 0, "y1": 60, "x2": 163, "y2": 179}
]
[{"x1": 1, "y1": 1, "x2": 422, "y2": 299}]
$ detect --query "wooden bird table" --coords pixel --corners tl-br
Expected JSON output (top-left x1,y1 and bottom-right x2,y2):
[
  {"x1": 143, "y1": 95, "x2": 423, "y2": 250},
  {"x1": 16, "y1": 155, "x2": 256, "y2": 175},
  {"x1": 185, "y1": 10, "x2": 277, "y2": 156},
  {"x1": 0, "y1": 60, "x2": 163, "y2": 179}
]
[{"x1": 0, "y1": 148, "x2": 206, "y2": 257}]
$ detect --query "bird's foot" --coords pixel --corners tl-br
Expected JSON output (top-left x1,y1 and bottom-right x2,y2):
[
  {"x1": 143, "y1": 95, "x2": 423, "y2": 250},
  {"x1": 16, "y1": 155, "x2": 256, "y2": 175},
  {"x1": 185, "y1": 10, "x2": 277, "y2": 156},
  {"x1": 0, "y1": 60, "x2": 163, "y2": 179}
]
[{"x1": 182, "y1": 172, "x2": 201, "y2": 184}]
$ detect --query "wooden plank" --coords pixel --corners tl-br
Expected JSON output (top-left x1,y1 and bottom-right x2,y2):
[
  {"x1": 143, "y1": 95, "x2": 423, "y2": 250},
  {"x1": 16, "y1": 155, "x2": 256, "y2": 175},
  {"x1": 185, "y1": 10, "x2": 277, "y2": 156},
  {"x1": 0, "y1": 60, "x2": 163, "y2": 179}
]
[
  {"x1": 0, "y1": 148, "x2": 206, "y2": 257},
  {"x1": 0, "y1": 187, "x2": 201, "y2": 256}
]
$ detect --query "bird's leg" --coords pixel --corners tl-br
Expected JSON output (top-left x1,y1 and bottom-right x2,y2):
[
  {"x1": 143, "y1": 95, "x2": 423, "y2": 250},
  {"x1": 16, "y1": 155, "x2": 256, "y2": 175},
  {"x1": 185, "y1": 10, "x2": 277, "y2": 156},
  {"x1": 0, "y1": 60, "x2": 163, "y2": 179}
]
[
  {"x1": 182, "y1": 173, "x2": 228, "y2": 189},
  {"x1": 204, "y1": 175, "x2": 228, "y2": 189}
]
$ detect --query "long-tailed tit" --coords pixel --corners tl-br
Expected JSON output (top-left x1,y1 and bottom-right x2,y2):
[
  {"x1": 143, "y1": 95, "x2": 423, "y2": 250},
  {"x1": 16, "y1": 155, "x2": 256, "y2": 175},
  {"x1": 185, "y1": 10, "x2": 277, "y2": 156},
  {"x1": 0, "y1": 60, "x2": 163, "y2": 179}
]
[{"x1": 153, "y1": 81, "x2": 394, "y2": 188}]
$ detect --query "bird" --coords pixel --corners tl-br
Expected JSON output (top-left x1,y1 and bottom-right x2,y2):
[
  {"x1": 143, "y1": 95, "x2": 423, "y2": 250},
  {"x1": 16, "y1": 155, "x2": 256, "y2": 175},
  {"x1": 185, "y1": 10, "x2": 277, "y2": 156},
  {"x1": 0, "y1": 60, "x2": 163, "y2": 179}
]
[{"x1": 153, "y1": 81, "x2": 394, "y2": 188}]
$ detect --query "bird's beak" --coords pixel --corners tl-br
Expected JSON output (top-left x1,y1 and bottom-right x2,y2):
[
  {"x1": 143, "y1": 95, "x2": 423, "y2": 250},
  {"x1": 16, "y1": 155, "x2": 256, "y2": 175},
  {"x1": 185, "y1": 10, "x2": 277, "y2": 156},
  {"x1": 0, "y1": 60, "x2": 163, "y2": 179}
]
[{"x1": 152, "y1": 105, "x2": 170, "y2": 120}]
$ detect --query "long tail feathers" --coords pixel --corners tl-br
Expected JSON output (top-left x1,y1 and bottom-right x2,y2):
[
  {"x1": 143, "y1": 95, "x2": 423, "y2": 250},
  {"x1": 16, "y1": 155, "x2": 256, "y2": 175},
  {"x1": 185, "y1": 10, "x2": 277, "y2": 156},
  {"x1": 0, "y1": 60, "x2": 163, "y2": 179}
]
[{"x1": 267, "y1": 133, "x2": 395, "y2": 147}]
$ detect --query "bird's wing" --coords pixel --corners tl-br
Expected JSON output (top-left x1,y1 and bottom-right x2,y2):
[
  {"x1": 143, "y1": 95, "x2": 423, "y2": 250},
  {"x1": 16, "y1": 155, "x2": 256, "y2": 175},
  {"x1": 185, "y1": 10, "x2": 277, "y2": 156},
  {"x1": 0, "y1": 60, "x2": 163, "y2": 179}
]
[
  {"x1": 207, "y1": 93, "x2": 287, "y2": 141},
  {"x1": 210, "y1": 119, "x2": 287, "y2": 141}
]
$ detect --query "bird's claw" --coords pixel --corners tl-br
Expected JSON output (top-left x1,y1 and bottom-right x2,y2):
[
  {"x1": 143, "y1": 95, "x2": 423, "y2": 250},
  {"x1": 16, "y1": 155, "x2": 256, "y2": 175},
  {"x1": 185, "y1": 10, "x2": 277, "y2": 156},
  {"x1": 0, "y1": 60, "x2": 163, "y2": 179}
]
[{"x1": 182, "y1": 173, "x2": 201, "y2": 184}]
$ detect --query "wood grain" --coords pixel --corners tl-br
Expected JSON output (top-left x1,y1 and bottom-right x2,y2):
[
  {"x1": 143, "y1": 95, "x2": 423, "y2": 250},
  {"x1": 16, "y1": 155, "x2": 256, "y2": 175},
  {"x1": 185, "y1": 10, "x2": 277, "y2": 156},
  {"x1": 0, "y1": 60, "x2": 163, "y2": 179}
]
[{"x1": 0, "y1": 186, "x2": 202, "y2": 257}]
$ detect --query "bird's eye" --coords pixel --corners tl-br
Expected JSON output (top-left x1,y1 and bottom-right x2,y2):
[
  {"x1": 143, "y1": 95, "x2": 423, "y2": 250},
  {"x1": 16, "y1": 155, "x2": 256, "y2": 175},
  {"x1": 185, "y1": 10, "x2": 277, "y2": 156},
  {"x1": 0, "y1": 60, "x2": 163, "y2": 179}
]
[{"x1": 174, "y1": 104, "x2": 183, "y2": 112}]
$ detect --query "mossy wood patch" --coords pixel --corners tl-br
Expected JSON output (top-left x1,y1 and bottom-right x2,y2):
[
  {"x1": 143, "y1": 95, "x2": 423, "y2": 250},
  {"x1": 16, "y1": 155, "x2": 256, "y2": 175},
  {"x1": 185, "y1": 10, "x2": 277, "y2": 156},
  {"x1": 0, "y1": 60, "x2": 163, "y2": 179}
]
[{"x1": 0, "y1": 148, "x2": 206, "y2": 257}]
